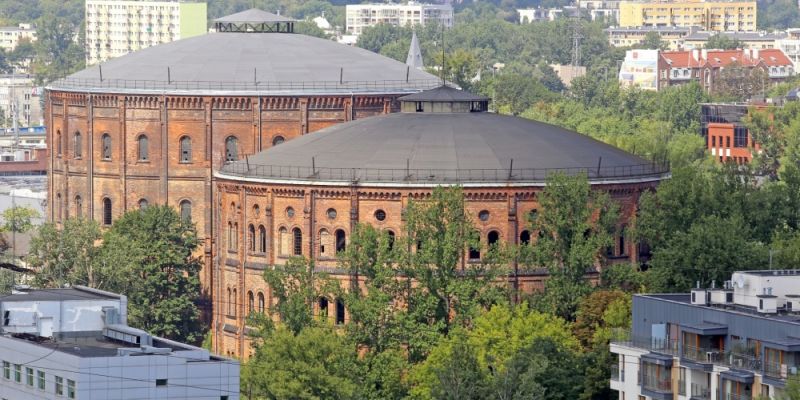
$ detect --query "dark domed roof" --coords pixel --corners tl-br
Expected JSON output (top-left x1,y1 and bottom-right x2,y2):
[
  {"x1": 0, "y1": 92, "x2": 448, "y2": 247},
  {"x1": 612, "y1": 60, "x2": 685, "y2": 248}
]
[
  {"x1": 218, "y1": 112, "x2": 669, "y2": 186},
  {"x1": 49, "y1": 32, "x2": 439, "y2": 95}
]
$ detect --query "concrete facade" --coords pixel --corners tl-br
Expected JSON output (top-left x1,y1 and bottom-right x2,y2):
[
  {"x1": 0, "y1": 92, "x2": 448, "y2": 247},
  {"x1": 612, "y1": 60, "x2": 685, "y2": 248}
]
[
  {"x1": 345, "y1": 2, "x2": 453, "y2": 35},
  {"x1": 619, "y1": 0, "x2": 757, "y2": 32}
]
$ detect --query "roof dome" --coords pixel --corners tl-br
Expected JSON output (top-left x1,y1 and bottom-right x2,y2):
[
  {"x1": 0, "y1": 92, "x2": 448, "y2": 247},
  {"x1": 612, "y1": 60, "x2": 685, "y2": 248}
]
[
  {"x1": 49, "y1": 10, "x2": 439, "y2": 95},
  {"x1": 218, "y1": 88, "x2": 668, "y2": 186}
]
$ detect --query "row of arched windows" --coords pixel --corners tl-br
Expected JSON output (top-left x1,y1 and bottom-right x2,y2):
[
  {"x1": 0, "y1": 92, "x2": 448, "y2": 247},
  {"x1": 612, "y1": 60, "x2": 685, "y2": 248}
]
[
  {"x1": 53, "y1": 196, "x2": 191, "y2": 226},
  {"x1": 227, "y1": 288, "x2": 267, "y2": 317},
  {"x1": 55, "y1": 130, "x2": 194, "y2": 163}
]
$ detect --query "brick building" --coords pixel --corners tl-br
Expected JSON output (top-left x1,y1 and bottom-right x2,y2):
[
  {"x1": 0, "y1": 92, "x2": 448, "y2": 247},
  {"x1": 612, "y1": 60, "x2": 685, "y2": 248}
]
[
  {"x1": 701, "y1": 102, "x2": 765, "y2": 164},
  {"x1": 212, "y1": 86, "x2": 670, "y2": 357},
  {"x1": 45, "y1": 9, "x2": 439, "y2": 315}
]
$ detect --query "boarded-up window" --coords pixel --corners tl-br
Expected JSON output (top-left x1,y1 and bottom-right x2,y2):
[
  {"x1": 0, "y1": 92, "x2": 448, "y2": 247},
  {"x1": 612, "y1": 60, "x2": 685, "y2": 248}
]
[
  {"x1": 180, "y1": 136, "x2": 191, "y2": 162},
  {"x1": 319, "y1": 229, "x2": 333, "y2": 258}
]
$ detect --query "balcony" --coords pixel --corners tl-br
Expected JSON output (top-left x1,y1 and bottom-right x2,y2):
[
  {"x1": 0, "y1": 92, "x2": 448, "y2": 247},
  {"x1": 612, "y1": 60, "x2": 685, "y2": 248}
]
[
  {"x1": 690, "y1": 383, "x2": 711, "y2": 399},
  {"x1": 722, "y1": 393, "x2": 751, "y2": 400},
  {"x1": 610, "y1": 364, "x2": 624, "y2": 382},
  {"x1": 764, "y1": 360, "x2": 798, "y2": 380},
  {"x1": 642, "y1": 373, "x2": 671, "y2": 393}
]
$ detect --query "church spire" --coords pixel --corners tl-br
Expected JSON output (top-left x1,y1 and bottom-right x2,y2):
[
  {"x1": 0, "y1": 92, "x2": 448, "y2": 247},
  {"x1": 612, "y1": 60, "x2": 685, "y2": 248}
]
[{"x1": 406, "y1": 30, "x2": 424, "y2": 70}]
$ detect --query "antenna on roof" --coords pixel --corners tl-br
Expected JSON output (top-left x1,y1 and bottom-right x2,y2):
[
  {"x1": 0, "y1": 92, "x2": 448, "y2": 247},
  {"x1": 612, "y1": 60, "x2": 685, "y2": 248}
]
[
  {"x1": 440, "y1": 23, "x2": 446, "y2": 86},
  {"x1": 99, "y1": 64, "x2": 103, "y2": 82}
]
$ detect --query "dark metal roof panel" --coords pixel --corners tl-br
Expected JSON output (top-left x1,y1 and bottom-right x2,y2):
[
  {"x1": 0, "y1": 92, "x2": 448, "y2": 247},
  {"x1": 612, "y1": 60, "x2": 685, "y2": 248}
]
[
  {"x1": 53, "y1": 33, "x2": 438, "y2": 93},
  {"x1": 227, "y1": 112, "x2": 656, "y2": 182},
  {"x1": 398, "y1": 85, "x2": 489, "y2": 102},
  {"x1": 214, "y1": 8, "x2": 295, "y2": 23}
]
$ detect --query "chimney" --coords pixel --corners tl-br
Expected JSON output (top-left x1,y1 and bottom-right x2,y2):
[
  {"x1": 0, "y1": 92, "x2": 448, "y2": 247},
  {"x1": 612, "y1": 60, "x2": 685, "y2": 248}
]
[
  {"x1": 753, "y1": 48, "x2": 759, "y2": 60},
  {"x1": 701, "y1": 49, "x2": 708, "y2": 61},
  {"x1": 692, "y1": 48, "x2": 700, "y2": 62}
]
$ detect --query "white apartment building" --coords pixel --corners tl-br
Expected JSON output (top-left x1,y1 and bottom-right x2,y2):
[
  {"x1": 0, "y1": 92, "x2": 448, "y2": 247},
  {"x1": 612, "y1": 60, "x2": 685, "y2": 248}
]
[
  {"x1": 85, "y1": 0, "x2": 207, "y2": 65},
  {"x1": 0, "y1": 24, "x2": 36, "y2": 52},
  {"x1": 0, "y1": 286, "x2": 239, "y2": 400},
  {"x1": 0, "y1": 75, "x2": 43, "y2": 129},
  {"x1": 345, "y1": 2, "x2": 453, "y2": 36},
  {"x1": 611, "y1": 270, "x2": 800, "y2": 400}
]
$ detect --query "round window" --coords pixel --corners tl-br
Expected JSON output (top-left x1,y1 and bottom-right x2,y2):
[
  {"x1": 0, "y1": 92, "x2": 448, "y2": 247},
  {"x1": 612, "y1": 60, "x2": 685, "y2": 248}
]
[
  {"x1": 286, "y1": 207, "x2": 295, "y2": 218},
  {"x1": 478, "y1": 210, "x2": 490, "y2": 222},
  {"x1": 327, "y1": 208, "x2": 337, "y2": 220},
  {"x1": 374, "y1": 209, "x2": 386, "y2": 221}
]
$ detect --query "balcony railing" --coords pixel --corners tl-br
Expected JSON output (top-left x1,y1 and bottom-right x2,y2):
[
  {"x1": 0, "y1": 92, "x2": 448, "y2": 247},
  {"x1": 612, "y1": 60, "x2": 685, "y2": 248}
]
[
  {"x1": 642, "y1": 373, "x2": 672, "y2": 393},
  {"x1": 764, "y1": 361, "x2": 799, "y2": 379},
  {"x1": 691, "y1": 383, "x2": 711, "y2": 400},
  {"x1": 610, "y1": 364, "x2": 624, "y2": 382},
  {"x1": 722, "y1": 392, "x2": 752, "y2": 400},
  {"x1": 611, "y1": 333, "x2": 680, "y2": 356}
]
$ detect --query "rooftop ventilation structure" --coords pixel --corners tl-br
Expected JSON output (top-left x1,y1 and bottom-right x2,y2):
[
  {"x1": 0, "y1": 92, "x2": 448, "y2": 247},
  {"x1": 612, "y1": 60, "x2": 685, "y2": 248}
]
[
  {"x1": 213, "y1": 8, "x2": 296, "y2": 33},
  {"x1": 103, "y1": 324, "x2": 152, "y2": 347}
]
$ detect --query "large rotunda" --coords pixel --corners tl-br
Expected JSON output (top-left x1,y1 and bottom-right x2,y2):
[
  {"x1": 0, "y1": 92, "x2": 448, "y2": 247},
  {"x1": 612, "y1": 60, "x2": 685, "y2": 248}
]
[
  {"x1": 45, "y1": 9, "x2": 439, "y2": 302},
  {"x1": 213, "y1": 85, "x2": 670, "y2": 356}
]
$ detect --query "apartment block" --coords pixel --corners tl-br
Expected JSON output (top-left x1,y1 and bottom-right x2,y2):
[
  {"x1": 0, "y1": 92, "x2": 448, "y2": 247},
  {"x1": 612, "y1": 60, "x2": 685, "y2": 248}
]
[
  {"x1": 0, "y1": 74, "x2": 43, "y2": 128},
  {"x1": 85, "y1": 0, "x2": 207, "y2": 65},
  {"x1": 0, "y1": 24, "x2": 36, "y2": 52},
  {"x1": 605, "y1": 26, "x2": 695, "y2": 49},
  {"x1": 0, "y1": 286, "x2": 239, "y2": 400},
  {"x1": 345, "y1": 2, "x2": 453, "y2": 36},
  {"x1": 611, "y1": 270, "x2": 800, "y2": 400},
  {"x1": 619, "y1": 0, "x2": 757, "y2": 32}
]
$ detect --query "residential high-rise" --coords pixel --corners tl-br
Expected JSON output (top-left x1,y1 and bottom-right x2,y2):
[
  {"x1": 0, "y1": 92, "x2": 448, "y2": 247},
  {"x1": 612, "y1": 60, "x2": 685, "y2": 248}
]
[
  {"x1": 611, "y1": 270, "x2": 800, "y2": 399},
  {"x1": 84, "y1": 0, "x2": 207, "y2": 65},
  {"x1": 0, "y1": 23, "x2": 36, "y2": 52},
  {"x1": 345, "y1": 2, "x2": 453, "y2": 36},
  {"x1": 619, "y1": 0, "x2": 757, "y2": 32}
]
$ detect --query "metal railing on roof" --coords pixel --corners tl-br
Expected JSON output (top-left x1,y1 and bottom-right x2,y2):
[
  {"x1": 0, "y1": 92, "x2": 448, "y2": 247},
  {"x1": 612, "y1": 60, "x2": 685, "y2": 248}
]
[
  {"x1": 217, "y1": 160, "x2": 670, "y2": 184},
  {"x1": 47, "y1": 78, "x2": 443, "y2": 93}
]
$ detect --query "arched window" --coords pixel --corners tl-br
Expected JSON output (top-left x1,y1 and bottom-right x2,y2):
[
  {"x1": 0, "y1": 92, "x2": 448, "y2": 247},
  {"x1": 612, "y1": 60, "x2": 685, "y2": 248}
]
[
  {"x1": 319, "y1": 229, "x2": 332, "y2": 258},
  {"x1": 73, "y1": 131, "x2": 82, "y2": 158},
  {"x1": 227, "y1": 222, "x2": 234, "y2": 251},
  {"x1": 387, "y1": 230, "x2": 395, "y2": 251},
  {"x1": 279, "y1": 227, "x2": 289, "y2": 256},
  {"x1": 227, "y1": 288, "x2": 232, "y2": 315},
  {"x1": 468, "y1": 230, "x2": 480, "y2": 260},
  {"x1": 56, "y1": 130, "x2": 62, "y2": 156},
  {"x1": 225, "y1": 136, "x2": 238, "y2": 162},
  {"x1": 75, "y1": 196, "x2": 83, "y2": 219},
  {"x1": 138, "y1": 198, "x2": 148, "y2": 209},
  {"x1": 102, "y1": 197, "x2": 112, "y2": 225},
  {"x1": 258, "y1": 225, "x2": 267, "y2": 253},
  {"x1": 292, "y1": 228, "x2": 302, "y2": 256},
  {"x1": 319, "y1": 297, "x2": 329, "y2": 318},
  {"x1": 180, "y1": 200, "x2": 192, "y2": 222},
  {"x1": 248, "y1": 224, "x2": 256, "y2": 252},
  {"x1": 488, "y1": 231, "x2": 500, "y2": 247},
  {"x1": 272, "y1": 136, "x2": 285, "y2": 146},
  {"x1": 247, "y1": 291, "x2": 254, "y2": 314},
  {"x1": 137, "y1": 134, "x2": 149, "y2": 161},
  {"x1": 232, "y1": 288, "x2": 237, "y2": 317},
  {"x1": 257, "y1": 292, "x2": 265, "y2": 313},
  {"x1": 56, "y1": 193, "x2": 62, "y2": 222},
  {"x1": 335, "y1": 299, "x2": 345, "y2": 325},
  {"x1": 101, "y1": 134, "x2": 112, "y2": 160},
  {"x1": 179, "y1": 136, "x2": 192, "y2": 163},
  {"x1": 335, "y1": 229, "x2": 346, "y2": 253},
  {"x1": 520, "y1": 230, "x2": 531, "y2": 245}
]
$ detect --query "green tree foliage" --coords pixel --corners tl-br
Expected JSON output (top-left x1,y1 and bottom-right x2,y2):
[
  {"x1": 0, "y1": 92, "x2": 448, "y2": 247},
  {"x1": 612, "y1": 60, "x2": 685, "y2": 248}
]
[
  {"x1": 714, "y1": 62, "x2": 769, "y2": 102},
  {"x1": 32, "y1": 16, "x2": 85, "y2": 84},
  {"x1": 572, "y1": 290, "x2": 627, "y2": 349},
  {"x1": 490, "y1": 72, "x2": 559, "y2": 115},
  {"x1": 524, "y1": 173, "x2": 618, "y2": 320},
  {"x1": 705, "y1": 33, "x2": 743, "y2": 50},
  {"x1": 746, "y1": 102, "x2": 800, "y2": 180},
  {"x1": 243, "y1": 325, "x2": 359, "y2": 400},
  {"x1": 262, "y1": 256, "x2": 337, "y2": 335},
  {"x1": 641, "y1": 31, "x2": 668, "y2": 50},
  {"x1": 1, "y1": 205, "x2": 40, "y2": 233},
  {"x1": 29, "y1": 218, "x2": 103, "y2": 288},
  {"x1": 758, "y1": 0, "x2": 800, "y2": 30},
  {"x1": 98, "y1": 205, "x2": 203, "y2": 342}
]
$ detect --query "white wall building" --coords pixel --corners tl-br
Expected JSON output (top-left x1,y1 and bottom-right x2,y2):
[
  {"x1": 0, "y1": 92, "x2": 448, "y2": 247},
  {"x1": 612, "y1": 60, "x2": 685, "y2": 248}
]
[
  {"x1": 84, "y1": 0, "x2": 207, "y2": 65},
  {"x1": 611, "y1": 270, "x2": 800, "y2": 400},
  {"x1": 0, "y1": 75, "x2": 43, "y2": 129},
  {"x1": 0, "y1": 286, "x2": 239, "y2": 400},
  {"x1": 345, "y1": 2, "x2": 453, "y2": 36},
  {"x1": 0, "y1": 24, "x2": 36, "y2": 52}
]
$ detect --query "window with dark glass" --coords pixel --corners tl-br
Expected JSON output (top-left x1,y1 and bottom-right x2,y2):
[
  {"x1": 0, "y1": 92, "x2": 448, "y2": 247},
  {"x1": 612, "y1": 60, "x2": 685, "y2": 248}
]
[
  {"x1": 258, "y1": 225, "x2": 267, "y2": 253},
  {"x1": 293, "y1": 228, "x2": 302, "y2": 256},
  {"x1": 335, "y1": 299, "x2": 345, "y2": 324},
  {"x1": 56, "y1": 130, "x2": 62, "y2": 156},
  {"x1": 734, "y1": 126, "x2": 748, "y2": 148},
  {"x1": 488, "y1": 231, "x2": 500, "y2": 247},
  {"x1": 102, "y1": 133, "x2": 112, "y2": 159},
  {"x1": 335, "y1": 229, "x2": 346, "y2": 253},
  {"x1": 248, "y1": 224, "x2": 256, "y2": 252},
  {"x1": 180, "y1": 136, "x2": 192, "y2": 162},
  {"x1": 257, "y1": 292, "x2": 265, "y2": 312},
  {"x1": 102, "y1": 197, "x2": 112, "y2": 225},
  {"x1": 272, "y1": 136, "x2": 285, "y2": 146},
  {"x1": 225, "y1": 136, "x2": 238, "y2": 162},
  {"x1": 138, "y1": 135, "x2": 149, "y2": 161},
  {"x1": 138, "y1": 198, "x2": 148, "y2": 209},
  {"x1": 180, "y1": 200, "x2": 192, "y2": 222},
  {"x1": 73, "y1": 131, "x2": 82, "y2": 158},
  {"x1": 520, "y1": 230, "x2": 531, "y2": 245}
]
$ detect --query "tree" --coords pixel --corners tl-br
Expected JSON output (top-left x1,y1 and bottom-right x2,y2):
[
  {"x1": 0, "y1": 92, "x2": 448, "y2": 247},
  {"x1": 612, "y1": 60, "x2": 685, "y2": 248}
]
[
  {"x1": 715, "y1": 63, "x2": 768, "y2": 101},
  {"x1": 28, "y1": 218, "x2": 103, "y2": 288},
  {"x1": 655, "y1": 82, "x2": 709, "y2": 133},
  {"x1": 357, "y1": 23, "x2": 407, "y2": 53},
  {"x1": 32, "y1": 16, "x2": 85, "y2": 84},
  {"x1": 97, "y1": 205, "x2": 203, "y2": 343},
  {"x1": 572, "y1": 290, "x2": 627, "y2": 349},
  {"x1": 705, "y1": 33, "x2": 742, "y2": 50},
  {"x1": 524, "y1": 173, "x2": 619, "y2": 320},
  {"x1": 491, "y1": 72, "x2": 558, "y2": 115},
  {"x1": 243, "y1": 325, "x2": 359, "y2": 400},
  {"x1": 442, "y1": 48, "x2": 481, "y2": 92},
  {"x1": 778, "y1": 375, "x2": 800, "y2": 399},
  {"x1": 641, "y1": 31, "x2": 667, "y2": 50},
  {"x1": 261, "y1": 256, "x2": 337, "y2": 335},
  {"x1": 1, "y1": 205, "x2": 40, "y2": 233}
]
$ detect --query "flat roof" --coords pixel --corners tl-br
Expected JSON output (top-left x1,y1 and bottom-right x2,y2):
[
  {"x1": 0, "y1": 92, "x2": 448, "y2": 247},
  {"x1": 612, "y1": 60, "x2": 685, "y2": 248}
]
[
  {"x1": 637, "y1": 293, "x2": 800, "y2": 325},
  {"x1": 2, "y1": 332, "x2": 190, "y2": 358},
  {"x1": 0, "y1": 287, "x2": 118, "y2": 303}
]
